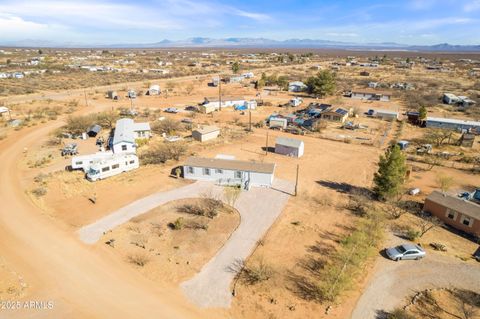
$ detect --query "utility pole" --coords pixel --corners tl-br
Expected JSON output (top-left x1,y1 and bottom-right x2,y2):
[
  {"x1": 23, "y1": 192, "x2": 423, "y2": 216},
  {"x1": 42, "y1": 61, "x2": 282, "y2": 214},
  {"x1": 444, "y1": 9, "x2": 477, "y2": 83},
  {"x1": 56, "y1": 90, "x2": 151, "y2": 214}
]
[
  {"x1": 84, "y1": 89, "x2": 89, "y2": 107},
  {"x1": 295, "y1": 164, "x2": 299, "y2": 196},
  {"x1": 218, "y1": 76, "x2": 222, "y2": 111},
  {"x1": 248, "y1": 108, "x2": 252, "y2": 132},
  {"x1": 265, "y1": 131, "x2": 269, "y2": 155}
]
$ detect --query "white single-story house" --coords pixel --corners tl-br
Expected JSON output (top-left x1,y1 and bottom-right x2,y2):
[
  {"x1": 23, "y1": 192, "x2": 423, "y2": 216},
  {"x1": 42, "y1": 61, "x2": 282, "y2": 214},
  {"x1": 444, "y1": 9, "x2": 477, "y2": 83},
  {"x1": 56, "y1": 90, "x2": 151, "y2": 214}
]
[
  {"x1": 349, "y1": 89, "x2": 392, "y2": 102},
  {"x1": 0, "y1": 106, "x2": 9, "y2": 117},
  {"x1": 443, "y1": 93, "x2": 476, "y2": 107},
  {"x1": 192, "y1": 125, "x2": 220, "y2": 142},
  {"x1": 288, "y1": 81, "x2": 308, "y2": 92},
  {"x1": 110, "y1": 118, "x2": 151, "y2": 153},
  {"x1": 183, "y1": 156, "x2": 275, "y2": 189},
  {"x1": 275, "y1": 137, "x2": 304, "y2": 158},
  {"x1": 146, "y1": 84, "x2": 161, "y2": 95},
  {"x1": 200, "y1": 96, "x2": 246, "y2": 113},
  {"x1": 374, "y1": 110, "x2": 399, "y2": 121}
]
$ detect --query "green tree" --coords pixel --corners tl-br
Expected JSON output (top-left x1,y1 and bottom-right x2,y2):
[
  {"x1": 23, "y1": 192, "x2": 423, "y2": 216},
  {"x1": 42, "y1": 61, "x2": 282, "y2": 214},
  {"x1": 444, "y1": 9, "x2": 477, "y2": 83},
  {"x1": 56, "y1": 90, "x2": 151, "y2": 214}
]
[
  {"x1": 373, "y1": 145, "x2": 407, "y2": 201},
  {"x1": 231, "y1": 61, "x2": 240, "y2": 74},
  {"x1": 418, "y1": 105, "x2": 427, "y2": 120},
  {"x1": 305, "y1": 70, "x2": 336, "y2": 97}
]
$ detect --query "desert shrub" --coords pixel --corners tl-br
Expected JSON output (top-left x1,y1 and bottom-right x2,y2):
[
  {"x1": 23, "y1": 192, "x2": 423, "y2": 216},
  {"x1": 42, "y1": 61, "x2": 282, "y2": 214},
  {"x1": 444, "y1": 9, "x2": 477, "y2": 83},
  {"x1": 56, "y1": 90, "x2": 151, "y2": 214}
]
[
  {"x1": 171, "y1": 217, "x2": 184, "y2": 230},
  {"x1": 151, "y1": 118, "x2": 182, "y2": 135},
  {"x1": 140, "y1": 142, "x2": 187, "y2": 164},
  {"x1": 127, "y1": 253, "x2": 150, "y2": 267},
  {"x1": 405, "y1": 227, "x2": 421, "y2": 241},
  {"x1": 31, "y1": 187, "x2": 47, "y2": 197},
  {"x1": 238, "y1": 259, "x2": 273, "y2": 285},
  {"x1": 64, "y1": 114, "x2": 96, "y2": 135}
]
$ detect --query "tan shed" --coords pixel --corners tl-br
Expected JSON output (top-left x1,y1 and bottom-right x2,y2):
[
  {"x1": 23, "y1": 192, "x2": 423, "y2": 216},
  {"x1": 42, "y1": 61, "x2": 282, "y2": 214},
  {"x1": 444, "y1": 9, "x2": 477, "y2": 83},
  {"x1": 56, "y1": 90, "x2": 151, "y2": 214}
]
[{"x1": 192, "y1": 126, "x2": 220, "y2": 142}]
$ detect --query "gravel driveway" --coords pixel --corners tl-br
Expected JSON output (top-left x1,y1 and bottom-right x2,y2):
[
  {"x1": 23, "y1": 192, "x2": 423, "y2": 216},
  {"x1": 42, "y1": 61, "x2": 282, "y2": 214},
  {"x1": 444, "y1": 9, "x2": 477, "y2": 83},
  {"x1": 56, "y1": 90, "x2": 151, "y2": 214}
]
[
  {"x1": 181, "y1": 179, "x2": 293, "y2": 308},
  {"x1": 351, "y1": 234, "x2": 480, "y2": 319},
  {"x1": 78, "y1": 181, "x2": 219, "y2": 244},
  {"x1": 78, "y1": 179, "x2": 293, "y2": 308}
]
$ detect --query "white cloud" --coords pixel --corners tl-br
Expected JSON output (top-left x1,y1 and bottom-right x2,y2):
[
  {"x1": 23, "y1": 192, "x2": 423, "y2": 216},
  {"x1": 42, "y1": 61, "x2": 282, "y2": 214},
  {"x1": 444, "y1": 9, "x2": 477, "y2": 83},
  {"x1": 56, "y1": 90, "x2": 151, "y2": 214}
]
[{"x1": 464, "y1": 0, "x2": 480, "y2": 11}]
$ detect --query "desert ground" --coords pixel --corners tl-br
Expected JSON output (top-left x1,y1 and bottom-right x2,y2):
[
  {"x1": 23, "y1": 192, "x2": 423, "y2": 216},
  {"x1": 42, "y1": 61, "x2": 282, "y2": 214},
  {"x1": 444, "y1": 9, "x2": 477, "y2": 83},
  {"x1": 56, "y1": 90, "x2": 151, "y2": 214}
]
[{"x1": 1, "y1": 48, "x2": 479, "y2": 319}]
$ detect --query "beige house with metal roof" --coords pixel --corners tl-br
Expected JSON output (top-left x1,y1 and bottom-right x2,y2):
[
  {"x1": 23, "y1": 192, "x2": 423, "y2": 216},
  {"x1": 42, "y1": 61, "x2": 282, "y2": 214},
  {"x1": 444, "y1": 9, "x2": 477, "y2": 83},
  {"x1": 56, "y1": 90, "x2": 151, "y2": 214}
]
[{"x1": 183, "y1": 156, "x2": 275, "y2": 189}]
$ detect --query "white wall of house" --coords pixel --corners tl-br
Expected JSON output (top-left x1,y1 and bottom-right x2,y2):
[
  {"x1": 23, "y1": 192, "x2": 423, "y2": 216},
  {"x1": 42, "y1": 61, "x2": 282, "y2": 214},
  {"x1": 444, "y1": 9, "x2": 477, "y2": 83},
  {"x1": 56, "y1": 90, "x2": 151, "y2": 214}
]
[
  {"x1": 192, "y1": 130, "x2": 220, "y2": 142},
  {"x1": 112, "y1": 141, "x2": 136, "y2": 154},
  {"x1": 183, "y1": 166, "x2": 273, "y2": 187}
]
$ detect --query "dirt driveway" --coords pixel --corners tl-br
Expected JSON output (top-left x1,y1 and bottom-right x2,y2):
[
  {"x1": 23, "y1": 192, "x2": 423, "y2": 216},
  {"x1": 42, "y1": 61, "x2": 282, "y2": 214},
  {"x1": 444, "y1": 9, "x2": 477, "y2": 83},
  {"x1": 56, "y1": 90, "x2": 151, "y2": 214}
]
[{"x1": 351, "y1": 234, "x2": 480, "y2": 319}]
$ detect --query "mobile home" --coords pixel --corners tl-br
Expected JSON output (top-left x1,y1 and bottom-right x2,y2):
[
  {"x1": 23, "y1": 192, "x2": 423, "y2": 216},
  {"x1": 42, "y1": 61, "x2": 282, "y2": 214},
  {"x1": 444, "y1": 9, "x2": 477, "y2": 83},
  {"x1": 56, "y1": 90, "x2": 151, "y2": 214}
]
[
  {"x1": 86, "y1": 154, "x2": 139, "y2": 181},
  {"x1": 184, "y1": 157, "x2": 275, "y2": 189},
  {"x1": 71, "y1": 151, "x2": 114, "y2": 171}
]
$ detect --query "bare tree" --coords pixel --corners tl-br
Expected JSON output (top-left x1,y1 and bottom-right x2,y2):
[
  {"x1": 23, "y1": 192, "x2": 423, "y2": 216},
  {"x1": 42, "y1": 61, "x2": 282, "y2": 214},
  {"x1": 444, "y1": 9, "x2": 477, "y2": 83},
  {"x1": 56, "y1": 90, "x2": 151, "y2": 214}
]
[
  {"x1": 223, "y1": 186, "x2": 242, "y2": 207},
  {"x1": 418, "y1": 215, "x2": 443, "y2": 238},
  {"x1": 436, "y1": 174, "x2": 455, "y2": 193}
]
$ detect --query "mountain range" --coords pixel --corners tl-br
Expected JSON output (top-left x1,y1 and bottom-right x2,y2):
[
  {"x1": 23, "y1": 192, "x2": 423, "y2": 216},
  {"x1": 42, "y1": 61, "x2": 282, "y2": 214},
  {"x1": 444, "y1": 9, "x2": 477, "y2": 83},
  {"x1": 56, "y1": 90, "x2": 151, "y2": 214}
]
[{"x1": 1, "y1": 38, "x2": 480, "y2": 51}]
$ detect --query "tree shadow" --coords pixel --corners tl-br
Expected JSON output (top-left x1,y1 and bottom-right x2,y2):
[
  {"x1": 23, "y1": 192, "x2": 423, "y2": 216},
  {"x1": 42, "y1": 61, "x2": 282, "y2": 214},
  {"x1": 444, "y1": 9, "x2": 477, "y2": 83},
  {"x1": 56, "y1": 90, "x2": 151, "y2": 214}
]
[
  {"x1": 316, "y1": 180, "x2": 371, "y2": 195},
  {"x1": 375, "y1": 310, "x2": 390, "y2": 319},
  {"x1": 285, "y1": 271, "x2": 322, "y2": 302}
]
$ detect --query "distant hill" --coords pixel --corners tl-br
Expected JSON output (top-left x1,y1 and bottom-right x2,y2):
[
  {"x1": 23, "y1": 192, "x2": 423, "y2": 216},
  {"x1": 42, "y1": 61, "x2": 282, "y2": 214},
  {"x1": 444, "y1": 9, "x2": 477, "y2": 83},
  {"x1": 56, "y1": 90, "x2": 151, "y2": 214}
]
[{"x1": 1, "y1": 38, "x2": 480, "y2": 51}]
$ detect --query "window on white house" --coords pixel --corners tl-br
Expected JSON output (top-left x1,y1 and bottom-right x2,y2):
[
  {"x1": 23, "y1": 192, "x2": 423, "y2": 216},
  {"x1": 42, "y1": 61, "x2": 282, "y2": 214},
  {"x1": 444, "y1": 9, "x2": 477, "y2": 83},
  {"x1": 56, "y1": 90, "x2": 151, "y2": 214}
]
[
  {"x1": 461, "y1": 216, "x2": 473, "y2": 227},
  {"x1": 188, "y1": 166, "x2": 194, "y2": 174},
  {"x1": 112, "y1": 164, "x2": 120, "y2": 169},
  {"x1": 121, "y1": 145, "x2": 127, "y2": 151},
  {"x1": 215, "y1": 169, "x2": 223, "y2": 174},
  {"x1": 102, "y1": 167, "x2": 110, "y2": 172},
  {"x1": 130, "y1": 160, "x2": 135, "y2": 164},
  {"x1": 446, "y1": 210, "x2": 457, "y2": 220},
  {"x1": 235, "y1": 171, "x2": 242, "y2": 179},
  {"x1": 203, "y1": 168, "x2": 211, "y2": 176}
]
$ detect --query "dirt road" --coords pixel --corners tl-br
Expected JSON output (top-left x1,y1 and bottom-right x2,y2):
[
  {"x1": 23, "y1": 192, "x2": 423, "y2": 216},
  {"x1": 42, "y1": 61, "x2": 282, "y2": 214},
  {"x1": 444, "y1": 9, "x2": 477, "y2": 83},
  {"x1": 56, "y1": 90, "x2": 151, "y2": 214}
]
[
  {"x1": 0, "y1": 123, "x2": 209, "y2": 318},
  {"x1": 350, "y1": 235, "x2": 480, "y2": 319}
]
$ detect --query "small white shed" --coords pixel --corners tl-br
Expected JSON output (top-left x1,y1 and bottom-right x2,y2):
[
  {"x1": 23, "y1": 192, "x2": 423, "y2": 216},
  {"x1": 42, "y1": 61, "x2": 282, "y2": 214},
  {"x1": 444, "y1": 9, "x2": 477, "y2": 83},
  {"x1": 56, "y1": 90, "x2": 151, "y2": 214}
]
[
  {"x1": 192, "y1": 126, "x2": 220, "y2": 142},
  {"x1": 275, "y1": 137, "x2": 304, "y2": 158}
]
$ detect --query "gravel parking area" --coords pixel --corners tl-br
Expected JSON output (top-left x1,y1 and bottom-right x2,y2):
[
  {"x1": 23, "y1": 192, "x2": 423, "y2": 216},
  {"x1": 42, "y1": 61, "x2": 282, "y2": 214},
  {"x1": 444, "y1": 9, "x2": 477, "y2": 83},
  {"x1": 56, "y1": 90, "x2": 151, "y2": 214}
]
[
  {"x1": 351, "y1": 234, "x2": 480, "y2": 319},
  {"x1": 181, "y1": 179, "x2": 293, "y2": 308}
]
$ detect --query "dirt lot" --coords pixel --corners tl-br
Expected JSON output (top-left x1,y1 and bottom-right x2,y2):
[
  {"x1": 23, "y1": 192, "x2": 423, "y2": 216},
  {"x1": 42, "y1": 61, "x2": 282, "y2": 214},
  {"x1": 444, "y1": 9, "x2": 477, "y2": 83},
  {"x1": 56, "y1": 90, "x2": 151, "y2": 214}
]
[
  {"x1": 100, "y1": 198, "x2": 240, "y2": 286},
  {"x1": 1, "y1": 50, "x2": 479, "y2": 319}
]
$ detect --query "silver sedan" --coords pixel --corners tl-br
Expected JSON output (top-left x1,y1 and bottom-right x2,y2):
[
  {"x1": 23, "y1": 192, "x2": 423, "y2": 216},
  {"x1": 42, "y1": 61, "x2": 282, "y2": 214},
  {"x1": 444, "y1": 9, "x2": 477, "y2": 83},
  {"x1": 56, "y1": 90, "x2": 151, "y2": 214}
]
[{"x1": 385, "y1": 243, "x2": 426, "y2": 261}]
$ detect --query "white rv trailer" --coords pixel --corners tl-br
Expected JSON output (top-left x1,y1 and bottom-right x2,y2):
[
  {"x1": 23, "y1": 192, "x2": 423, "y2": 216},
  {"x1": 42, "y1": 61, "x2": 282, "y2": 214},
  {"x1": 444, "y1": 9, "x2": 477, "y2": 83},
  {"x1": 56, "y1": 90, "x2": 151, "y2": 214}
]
[
  {"x1": 86, "y1": 154, "x2": 139, "y2": 182},
  {"x1": 71, "y1": 151, "x2": 114, "y2": 171}
]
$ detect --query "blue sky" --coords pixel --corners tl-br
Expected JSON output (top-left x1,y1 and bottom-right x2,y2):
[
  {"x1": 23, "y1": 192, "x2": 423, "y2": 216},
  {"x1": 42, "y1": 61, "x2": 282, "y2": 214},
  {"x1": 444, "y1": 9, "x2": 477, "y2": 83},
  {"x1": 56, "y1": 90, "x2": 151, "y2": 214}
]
[{"x1": 0, "y1": 0, "x2": 479, "y2": 45}]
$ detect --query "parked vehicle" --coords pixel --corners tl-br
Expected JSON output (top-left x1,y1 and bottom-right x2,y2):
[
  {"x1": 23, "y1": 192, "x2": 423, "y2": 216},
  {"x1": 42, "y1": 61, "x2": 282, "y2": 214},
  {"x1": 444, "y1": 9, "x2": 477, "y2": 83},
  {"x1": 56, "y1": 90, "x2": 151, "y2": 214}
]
[
  {"x1": 184, "y1": 105, "x2": 198, "y2": 112},
  {"x1": 71, "y1": 151, "x2": 114, "y2": 171},
  {"x1": 385, "y1": 244, "x2": 426, "y2": 261},
  {"x1": 165, "y1": 107, "x2": 179, "y2": 113},
  {"x1": 61, "y1": 143, "x2": 78, "y2": 156},
  {"x1": 86, "y1": 154, "x2": 139, "y2": 181}
]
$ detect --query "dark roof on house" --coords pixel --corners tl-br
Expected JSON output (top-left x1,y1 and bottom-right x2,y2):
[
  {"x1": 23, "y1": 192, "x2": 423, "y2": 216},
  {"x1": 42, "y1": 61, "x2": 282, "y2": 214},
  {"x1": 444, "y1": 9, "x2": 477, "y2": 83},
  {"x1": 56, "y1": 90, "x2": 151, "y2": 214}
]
[
  {"x1": 185, "y1": 157, "x2": 275, "y2": 174},
  {"x1": 88, "y1": 124, "x2": 101, "y2": 133},
  {"x1": 426, "y1": 191, "x2": 480, "y2": 219}
]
